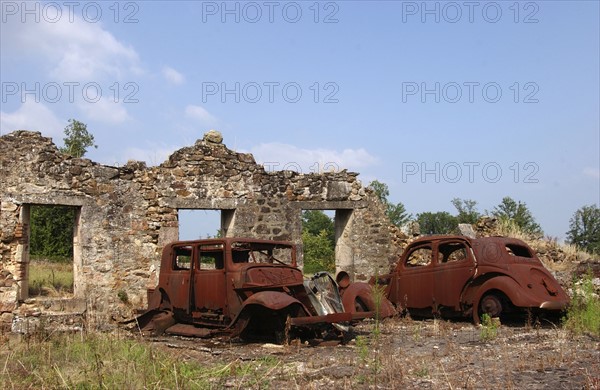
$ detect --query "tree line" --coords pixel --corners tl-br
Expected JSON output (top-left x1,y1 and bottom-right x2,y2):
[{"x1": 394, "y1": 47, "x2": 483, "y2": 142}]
[{"x1": 301, "y1": 179, "x2": 599, "y2": 272}]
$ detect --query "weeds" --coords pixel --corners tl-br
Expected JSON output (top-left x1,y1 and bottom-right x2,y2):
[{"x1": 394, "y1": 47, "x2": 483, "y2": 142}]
[
  {"x1": 480, "y1": 313, "x2": 500, "y2": 341},
  {"x1": 412, "y1": 323, "x2": 422, "y2": 341},
  {"x1": 496, "y1": 218, "x2": 536, "y2": 241},
  {"x1": 355, "y1": 335, "x2": 369, "y2": 364},
  {"x1": 563, "y1": 272, "x2": 600, "y2": 336},
  {"x1": 351, "y1": 280, "x2": 388, "y2": 385},
  {"x1": 371, "y1": 281, "x2": 386, "y2": 338},
  {"x1": 117, "y1": 290, "x2": 129, "y2": 304},
  {"x1": 414, "y1": 363, "x2": 429, "y2": 378},
  {"x1": 0, "y1": 332, "x2": 284, "y2": 389}
]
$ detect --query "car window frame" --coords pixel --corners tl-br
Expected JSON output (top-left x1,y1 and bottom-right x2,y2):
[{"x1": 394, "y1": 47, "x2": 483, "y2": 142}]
[
  {"x1": 435, "y1": 241, "x2": 470, "y2": 266},
  {"x1": 403, "y1": 244, "x2": 434, "y2": 269}
]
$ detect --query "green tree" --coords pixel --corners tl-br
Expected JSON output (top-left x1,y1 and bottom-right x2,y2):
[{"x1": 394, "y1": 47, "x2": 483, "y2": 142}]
[
  {"x1": 301, "y1": 210, "x2": 336, "y2": 274},
  {"x1": 416, "y1": 211, "x2": 458, "y2": 235},
  {"x1": 566, "y1": 204, "x2": 600, "y2": 254},
  {"x1": 60, "y1": 119, "x2": 97, "y2": 158},
  {"x1": 491, "y1": 196, "x2": 542, "y2": 235},
  {"x1": 30, "y1": 205, "x2": 75, "y2": 262},
  {"x1": 368, "y1": 180, "x2": 411, "y2": 227},
  {"x1": 451, "y1": 198, "x2": 481, "y2": 224},
  {"x1": 302, "y1": 210, "x2": 335, "y2": 246},
  {"x1": 302, "y1": 230, "x2": 336, "y2": 274}
]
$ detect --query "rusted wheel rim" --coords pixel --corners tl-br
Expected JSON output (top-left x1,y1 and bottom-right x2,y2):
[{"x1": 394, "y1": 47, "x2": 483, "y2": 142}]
[{"x1": 480, "y1": 295, "x2": 502, "y2": 317}]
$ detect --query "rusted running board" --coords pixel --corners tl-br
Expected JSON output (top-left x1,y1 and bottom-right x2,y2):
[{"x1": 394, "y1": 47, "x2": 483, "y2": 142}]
[
  {"x1": 289, "y1": 311, "x2": 377, "y2": 326},
  {"x1": 165, "y1": 323, "x2": 224, "y2": 338}
]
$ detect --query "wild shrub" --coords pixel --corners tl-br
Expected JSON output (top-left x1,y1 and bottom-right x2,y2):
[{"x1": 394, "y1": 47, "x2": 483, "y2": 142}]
[
  {"x1": 480, "y1": 313, "x2": 499, "y2": 341},
  {"x1": 563, "y1": 272, "x2": 600, "y2": 336}
]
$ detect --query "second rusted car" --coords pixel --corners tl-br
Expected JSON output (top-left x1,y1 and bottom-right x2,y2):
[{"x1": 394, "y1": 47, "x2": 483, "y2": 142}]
[{"x1": 379, "y1": 235, "x2": 569, "y2": 323}]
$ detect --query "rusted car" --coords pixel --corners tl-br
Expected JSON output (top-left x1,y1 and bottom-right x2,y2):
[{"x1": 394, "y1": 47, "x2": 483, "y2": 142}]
[
  {"x1": 380, "y1": 235, "x2": 569, "y2": 323},
  {"x1": 130, "y1": 238, "x2": 389, "y2": 341}
]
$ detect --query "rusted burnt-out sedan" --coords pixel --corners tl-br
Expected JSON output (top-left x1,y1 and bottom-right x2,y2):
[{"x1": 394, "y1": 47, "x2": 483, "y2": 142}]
[
  {"x1": 381, "y1": 236, "x2": 569, "y2": 323},
  {"x1": 128, "y1": 238, "x2": 390, "y2": 341}
]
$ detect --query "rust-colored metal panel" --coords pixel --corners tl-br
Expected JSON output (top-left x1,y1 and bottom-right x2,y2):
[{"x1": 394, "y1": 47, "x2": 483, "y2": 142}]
[{"x1": 338, "y1": 281, "x2": 395, "y2": 318}]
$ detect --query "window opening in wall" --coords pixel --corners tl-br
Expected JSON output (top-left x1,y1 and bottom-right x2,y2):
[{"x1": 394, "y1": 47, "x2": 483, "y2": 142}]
[
  {"x1": 301, "y1": 209, "x2": 351, "y2": 275},
  {"x1": 178, "y1": 209, "x2": 235, "y2": 240},
  {"x1": 27, "y1": 205, "x2": 79, "y2": 298}
]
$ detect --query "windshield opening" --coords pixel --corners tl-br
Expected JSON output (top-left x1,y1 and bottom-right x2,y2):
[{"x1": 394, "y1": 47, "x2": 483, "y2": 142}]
[{"x1": 231, "y1": 242, "x2": 295, "y2": 266}]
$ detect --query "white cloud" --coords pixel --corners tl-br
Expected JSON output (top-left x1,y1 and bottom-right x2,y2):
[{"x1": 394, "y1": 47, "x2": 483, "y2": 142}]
[
  {"x1": 248, "y1": 142, "x2": 380, "y2": 174},
  {"x1": 3, "y1": 15, "x2": 141, "y2": 82},
  {"x1": 185, "y1": 105, "x2": 217, "y2": 126},
  {"x1": 0, "y1": 101, "x2": 64, "y2": 137},
  {"x1": 583, "y1": 167, "x2": 600, "y2": 179},
  {"x1": 162, "y1": 66, "x2": 185, "y2": 85},
  {"x1": 122, "y1": 144, "x2": 179, "y2": 166},
  {"x1": 76, "y1": 97, "x2": 130, "y2": 124}
]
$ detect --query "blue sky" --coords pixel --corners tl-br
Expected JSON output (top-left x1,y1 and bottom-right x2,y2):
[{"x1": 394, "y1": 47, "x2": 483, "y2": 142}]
[{"x1": 1, "y1": 0, "x2": 599, "y2": 240}]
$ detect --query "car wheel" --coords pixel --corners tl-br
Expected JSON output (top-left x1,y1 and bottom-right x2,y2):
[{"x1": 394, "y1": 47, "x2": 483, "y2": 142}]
[{"x1": 479, "y1": 294, "x2": 503, "y2": 318}]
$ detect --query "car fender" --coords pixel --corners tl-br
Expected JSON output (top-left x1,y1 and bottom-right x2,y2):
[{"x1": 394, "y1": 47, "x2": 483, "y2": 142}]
[
  {"x1": 229, "y1": 291, "x2": 310, "y2": 329},
  {"x1": 340, "y1": 282, "x2": 396, "y2": 318},
  {"x1": 475, "y1": 275, "x2": 539, "y2": 307},
  {"x1": 463, "y1": 275, "x2": 517, "y2": 306},
  {"x1": 146, "y1": 287, "x2": 171, "y2": 311},
  {"x1": 465, "y1": 275, "x2": 535, "y2": 323},
  {"x1": 241, "y1": 291, "x2": 309, "y2": 312}
]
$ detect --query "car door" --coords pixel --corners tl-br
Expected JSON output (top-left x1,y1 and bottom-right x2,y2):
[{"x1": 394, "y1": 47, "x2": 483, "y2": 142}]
[
  {"x1": 433, "y1": 239, "x2": 475, "y2": 312},
  {"x1": 167, "y1": 244, "x2": 194, "y2": 313},
  {"x1": 393, "y1": 243, "x2": 435, "y2": 310},
  {"x1": 191, "y1": 244, "x2": 228, "y2": 318}
]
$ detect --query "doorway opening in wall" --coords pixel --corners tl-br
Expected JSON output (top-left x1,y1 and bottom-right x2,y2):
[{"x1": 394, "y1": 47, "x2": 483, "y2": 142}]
[
  {"x1": 301, "y1": 209, "x2": 352, "y2": 275},
  {"x1": 177, "y1": 209, "x2": 235, "y2": 240},
  {"x1": 27, "y1": 205, "x2": 80, "y2": 299}
]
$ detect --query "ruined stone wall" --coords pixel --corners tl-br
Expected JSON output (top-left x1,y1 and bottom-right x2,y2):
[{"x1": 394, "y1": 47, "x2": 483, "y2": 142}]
[{"x1": 0, "y1": 130, "x2": 404, "y2": 327}]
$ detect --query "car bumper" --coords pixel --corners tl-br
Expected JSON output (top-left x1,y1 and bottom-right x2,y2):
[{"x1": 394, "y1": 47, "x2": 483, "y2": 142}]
[{"x1": 539, "y1": 300, "x2": 568, "y2": 310}]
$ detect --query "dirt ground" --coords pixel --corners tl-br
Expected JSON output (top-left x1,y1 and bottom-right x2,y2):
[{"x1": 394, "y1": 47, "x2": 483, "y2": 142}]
[{"x1": 148, "y1": 317, "x2": 600, "y2": 389}]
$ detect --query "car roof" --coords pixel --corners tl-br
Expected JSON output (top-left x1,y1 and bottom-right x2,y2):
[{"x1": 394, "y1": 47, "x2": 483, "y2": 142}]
[
  {"x1": 408, "y1": 235, "x2": 532, "y2": 247},
  {"x1": 167, "y1": 237, "x2": 294, "y2": 247}
]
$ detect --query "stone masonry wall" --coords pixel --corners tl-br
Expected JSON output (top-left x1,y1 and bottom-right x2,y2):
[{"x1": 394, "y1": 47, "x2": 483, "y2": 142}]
[{"x1": 0, "y1": 130, "x2": 405, "y2": 328}]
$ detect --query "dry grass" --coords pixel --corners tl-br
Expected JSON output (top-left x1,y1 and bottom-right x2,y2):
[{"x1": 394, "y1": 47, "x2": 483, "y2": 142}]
[
  {"x1": 495, "y1": 218, "x2": 534, "y2": 241},
  {"x1": 1, "y1": 317, "x2": 598, "y2": 389},
  {"x1": 28, "y1": 260, "x2": 73, "y2": 297},
  {"x1": 0, "y1": 331, "x2": 281, "y2": 389}
]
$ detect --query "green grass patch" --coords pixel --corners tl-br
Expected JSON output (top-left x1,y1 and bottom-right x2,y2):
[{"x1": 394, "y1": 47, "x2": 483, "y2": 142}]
[
  {"x1": 563, "y1": 272, "x2": 600, "y2": 336},
  {"x1": 480, "y1": 313, "x2": 499, "y2": 341},
  {"x1": 28, "y1": 260, "x2": 74, "y2": 297}
]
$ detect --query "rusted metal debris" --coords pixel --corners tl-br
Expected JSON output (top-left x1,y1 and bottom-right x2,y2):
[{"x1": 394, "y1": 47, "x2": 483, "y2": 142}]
[
  {"x1": 125, "y1": 238, "x2": 394, "y2": 341},
  {"x1": 378, "y1": 235, "x2": 569, "y2": 323}
]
